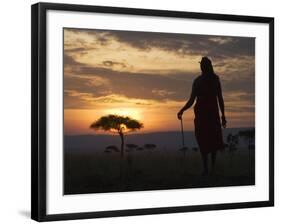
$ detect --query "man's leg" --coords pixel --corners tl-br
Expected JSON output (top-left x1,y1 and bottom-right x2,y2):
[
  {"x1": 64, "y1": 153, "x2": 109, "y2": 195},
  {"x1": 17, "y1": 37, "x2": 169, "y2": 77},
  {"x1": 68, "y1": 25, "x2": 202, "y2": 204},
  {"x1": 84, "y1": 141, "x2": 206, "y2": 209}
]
[
  {"x1": 201, "y1": 152, "x2": 208, "y2": 175},
  {"x1": 211, "y1": 152, "x2": 217, "y2": 174}
]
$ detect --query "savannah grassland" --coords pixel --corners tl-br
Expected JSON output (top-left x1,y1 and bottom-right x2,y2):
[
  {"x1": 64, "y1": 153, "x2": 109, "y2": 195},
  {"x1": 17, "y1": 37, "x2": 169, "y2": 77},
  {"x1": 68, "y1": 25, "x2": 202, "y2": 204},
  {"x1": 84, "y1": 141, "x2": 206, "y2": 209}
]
[{"x1": 64, "y1": 140, "x2": 254, "y2": 194}]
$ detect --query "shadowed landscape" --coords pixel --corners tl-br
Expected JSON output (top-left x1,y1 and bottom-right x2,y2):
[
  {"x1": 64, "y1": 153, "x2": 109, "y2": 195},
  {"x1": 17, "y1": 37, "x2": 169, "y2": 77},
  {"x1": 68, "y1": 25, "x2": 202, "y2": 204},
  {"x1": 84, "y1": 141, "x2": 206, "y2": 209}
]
[{"x1": 64, "y1": 128, "x2": 255, "y2": 194}]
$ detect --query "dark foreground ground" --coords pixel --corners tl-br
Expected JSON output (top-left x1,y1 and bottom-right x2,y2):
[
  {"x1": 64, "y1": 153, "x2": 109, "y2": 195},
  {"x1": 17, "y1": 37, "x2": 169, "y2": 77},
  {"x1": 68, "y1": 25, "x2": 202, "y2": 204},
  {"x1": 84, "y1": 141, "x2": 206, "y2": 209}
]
[{"x1": 64, "y1": 148, "x2": 255, "y2": 195}]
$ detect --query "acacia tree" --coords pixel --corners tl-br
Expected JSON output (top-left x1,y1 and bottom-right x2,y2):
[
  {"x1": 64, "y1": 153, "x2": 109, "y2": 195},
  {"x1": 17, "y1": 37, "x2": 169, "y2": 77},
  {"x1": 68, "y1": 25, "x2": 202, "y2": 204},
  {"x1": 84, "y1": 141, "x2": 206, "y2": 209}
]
[
  {"x1": 239, "y1": 129, "x2": 255, "y2": 175},
  {"x1": 238, "y1": 129, "x2": 255, "y2": 150},
  {"x1": 227, "y1": 133, "x2": 239, "y2": 151},
  {"x1": 90, "y1": 114, "x2": 143, "y2": 158},
  {"x1": 226, "y1": 133, "x2": 239, "y2": 167}
]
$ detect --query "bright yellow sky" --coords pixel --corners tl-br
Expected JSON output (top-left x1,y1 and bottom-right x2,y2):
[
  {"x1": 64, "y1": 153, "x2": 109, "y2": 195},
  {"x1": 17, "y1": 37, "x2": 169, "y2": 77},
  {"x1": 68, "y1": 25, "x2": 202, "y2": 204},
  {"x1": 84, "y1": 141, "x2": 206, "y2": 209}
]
[{"x1": 64, "y1": 28, "x2": 255, "y2": 135}]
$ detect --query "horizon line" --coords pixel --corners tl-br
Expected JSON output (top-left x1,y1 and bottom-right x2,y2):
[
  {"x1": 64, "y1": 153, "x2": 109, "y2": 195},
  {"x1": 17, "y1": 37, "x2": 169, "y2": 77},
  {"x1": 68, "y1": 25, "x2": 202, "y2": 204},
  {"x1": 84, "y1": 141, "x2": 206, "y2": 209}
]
[{"x1": 65, "y1": 126, "x2": 255, "y2": 137}]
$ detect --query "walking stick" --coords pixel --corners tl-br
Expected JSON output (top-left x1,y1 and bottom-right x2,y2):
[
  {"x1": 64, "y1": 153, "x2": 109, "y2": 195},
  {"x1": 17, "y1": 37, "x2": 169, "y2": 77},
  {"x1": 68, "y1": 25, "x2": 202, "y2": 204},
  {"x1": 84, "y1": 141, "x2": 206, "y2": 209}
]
[
  {"x1": 180, "y1": 118, "x2": 185, "y2": 148},
  {"x1": 179, "y1": 118, "x2": 189, "y2": 155},
  {"x1": 179, "y1": 117, "x2": 189, "y2": 175}
]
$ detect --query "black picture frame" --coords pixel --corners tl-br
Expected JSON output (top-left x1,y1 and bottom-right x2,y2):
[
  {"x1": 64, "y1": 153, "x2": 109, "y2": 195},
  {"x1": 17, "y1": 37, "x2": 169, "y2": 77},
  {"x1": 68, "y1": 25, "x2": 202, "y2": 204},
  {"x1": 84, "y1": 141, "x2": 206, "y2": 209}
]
[{"x1": 31, "y1": 2, "x2": 274, "y2": 222}]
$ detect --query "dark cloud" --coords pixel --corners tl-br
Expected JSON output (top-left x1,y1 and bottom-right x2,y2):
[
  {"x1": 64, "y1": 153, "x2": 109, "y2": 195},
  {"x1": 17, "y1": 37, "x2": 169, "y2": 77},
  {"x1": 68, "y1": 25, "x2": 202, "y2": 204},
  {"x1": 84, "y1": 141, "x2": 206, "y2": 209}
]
[
  {"x1": 63, "y1": 29, "x2": 255, "y2": 115},
  {"x1": 64, "y1": 66, "x2": 193, "y2": 102},
  {"x1": 65, "y1": 28, "x2": 112, "y2": 46},
  {"x1": 64, "y1": 54, "x2": 255, "y2": 112},
  {"x1": 65, "y1": 47, "x2": 88, "y2": 53},
  {"x1": 222, "y1": 75, "x2": 255, "y2": 94},
  {"x1": 64, "y1": 54, "x2": 84, "y2": 67},
  {"x1": 64, "y1": 47, "x2": 97, "y2": 56},
  {"x1": 65, "y1": 28, "x2": 255, "y2": 59},
  {"x1": 227, "y1": 105, "x2": 255, "y2": 113},
  {"x1": 102, "y1": 60, "x2": 127, "y2": 68}
]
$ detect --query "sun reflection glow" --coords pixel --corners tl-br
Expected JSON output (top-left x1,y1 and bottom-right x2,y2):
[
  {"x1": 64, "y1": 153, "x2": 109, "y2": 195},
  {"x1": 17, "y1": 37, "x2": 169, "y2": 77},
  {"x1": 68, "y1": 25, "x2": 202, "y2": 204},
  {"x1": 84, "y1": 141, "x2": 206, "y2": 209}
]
[{"x1": 104, "y1": 108, "x2": 142, "y2": 120}]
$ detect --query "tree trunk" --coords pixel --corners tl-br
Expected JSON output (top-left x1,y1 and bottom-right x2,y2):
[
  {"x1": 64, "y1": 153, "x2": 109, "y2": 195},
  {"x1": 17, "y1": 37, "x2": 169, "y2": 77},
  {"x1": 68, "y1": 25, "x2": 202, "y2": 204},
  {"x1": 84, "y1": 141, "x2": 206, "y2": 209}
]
[
  {"x1": 119, "y1": 131, "x2": 125, "y2": 183},
  {"x1": 248, "y1": 138, "x2": 251, "y2": 177},
  {"x1": 119, "y1": 131, "x2": 124, "y2": 158}
]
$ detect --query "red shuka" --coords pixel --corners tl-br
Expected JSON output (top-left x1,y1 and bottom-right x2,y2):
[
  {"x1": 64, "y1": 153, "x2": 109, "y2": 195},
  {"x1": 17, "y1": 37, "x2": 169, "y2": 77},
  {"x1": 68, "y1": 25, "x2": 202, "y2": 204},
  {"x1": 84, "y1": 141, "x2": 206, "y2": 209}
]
[{"x1": 193, "y1": 74, "x2": 224, "y2": 154}]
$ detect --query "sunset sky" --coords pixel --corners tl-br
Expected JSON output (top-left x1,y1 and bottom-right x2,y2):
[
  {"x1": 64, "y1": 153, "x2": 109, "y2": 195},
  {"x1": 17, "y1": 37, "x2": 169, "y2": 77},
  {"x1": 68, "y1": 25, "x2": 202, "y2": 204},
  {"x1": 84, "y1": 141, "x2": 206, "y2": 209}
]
[{"x1": 63, "y1": 28, "x2": 255, "y2": 135}]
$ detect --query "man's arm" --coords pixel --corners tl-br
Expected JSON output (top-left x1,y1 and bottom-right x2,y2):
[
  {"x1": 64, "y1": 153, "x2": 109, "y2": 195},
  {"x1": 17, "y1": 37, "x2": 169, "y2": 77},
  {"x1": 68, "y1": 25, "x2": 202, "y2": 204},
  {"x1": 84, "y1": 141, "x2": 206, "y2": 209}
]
[
  {"x1": 217, "y1": 77, "x2": 226, "y2": 128},
  {"x1": 177, "y1": 82, "x2": 196, "y2": 120}
]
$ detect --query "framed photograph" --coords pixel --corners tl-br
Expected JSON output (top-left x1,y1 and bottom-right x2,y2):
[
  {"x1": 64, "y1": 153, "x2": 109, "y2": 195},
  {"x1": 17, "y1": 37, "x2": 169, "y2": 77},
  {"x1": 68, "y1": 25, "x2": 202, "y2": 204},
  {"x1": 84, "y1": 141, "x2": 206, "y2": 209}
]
[{"x1": 31, "y1": 2, "x2": 274, "y2": 222}]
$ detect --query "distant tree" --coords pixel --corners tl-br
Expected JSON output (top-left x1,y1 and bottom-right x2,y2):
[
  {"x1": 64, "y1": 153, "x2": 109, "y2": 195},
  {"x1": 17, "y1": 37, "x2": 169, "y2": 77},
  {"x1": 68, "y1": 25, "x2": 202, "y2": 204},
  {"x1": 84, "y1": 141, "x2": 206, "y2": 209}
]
[
  {"x1": 125, "y1": 144, "x2": 139, "y2": 176},
  {"x1": 104, "y1": 148, "x2": 112, "y2": 153},
  {"x1": 226, "y1": 133, "x2": 239, "y2": 167},
  {"x1": 227, "y1": 133, "x2": 239, "y2": 151},
  {"x1": 239, "y1": 129, "x2": 255, "y2": 175},
  {"x1": 223, "y1": 143, "x2": 228, "y2": 151},
  {"x1": 126, "y1": 144, "x2": 138, "y2": 152},
  {"x1": 179, "y1": 146, "x2": 189, "y2": 173},
  {"x1": 192, "y1": 147, "x2": 198, "y2": 152},
  {"x1": 179, "y1": 146, "x2": 189, "y2": 157},
  {"x1": 144, "y1": 144, "x2": 157, "y2": 159},
  {"x1": 239, "y1": 129, "x2": 255, "y2": 150},
  {"x1": 90, "y1": 115, "x2": 143, "y2": 158},
  {"x1": 91, "y1": 115, "x2": 143, "y2": 181},
  {"x1": 105, "y1": 145, "x2": 119, "y2": 152},
  {"x1": 144, "y1": 144, "x2": 157, "y2": 150}
]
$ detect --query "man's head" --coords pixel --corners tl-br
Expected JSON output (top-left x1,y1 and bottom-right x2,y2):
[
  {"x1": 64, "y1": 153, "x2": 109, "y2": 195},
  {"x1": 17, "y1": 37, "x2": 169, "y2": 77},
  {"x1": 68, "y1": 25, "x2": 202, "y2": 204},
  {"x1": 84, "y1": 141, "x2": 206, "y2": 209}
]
[{"x1": 199, "y1": 57, "x2": 214, "y2": 75}]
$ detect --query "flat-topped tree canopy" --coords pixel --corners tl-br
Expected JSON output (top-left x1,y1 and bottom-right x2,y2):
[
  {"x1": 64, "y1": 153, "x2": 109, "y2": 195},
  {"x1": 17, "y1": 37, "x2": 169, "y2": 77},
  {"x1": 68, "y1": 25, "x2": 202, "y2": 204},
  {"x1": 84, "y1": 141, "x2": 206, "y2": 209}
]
[
  {"x1": 90, "y1": 114, "x2": 143, "y2": 157},
  {"x1": 90, "y1": 114, "x2": 143, "y2": 133}
]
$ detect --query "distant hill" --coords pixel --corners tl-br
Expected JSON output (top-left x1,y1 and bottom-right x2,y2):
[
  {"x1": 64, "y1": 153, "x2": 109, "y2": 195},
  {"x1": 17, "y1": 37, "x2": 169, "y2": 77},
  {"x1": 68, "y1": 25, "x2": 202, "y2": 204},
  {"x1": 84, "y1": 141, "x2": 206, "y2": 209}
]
[{"x1": 64, "y1": 127, "x2": 254, "y2": 153}]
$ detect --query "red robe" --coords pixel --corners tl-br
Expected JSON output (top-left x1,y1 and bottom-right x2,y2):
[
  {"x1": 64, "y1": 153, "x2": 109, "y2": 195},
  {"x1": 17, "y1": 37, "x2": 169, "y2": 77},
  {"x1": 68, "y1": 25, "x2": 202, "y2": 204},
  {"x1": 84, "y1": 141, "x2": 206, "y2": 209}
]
[{"x1": 193, "y1": 74, "x2": 224, "y2": 154}]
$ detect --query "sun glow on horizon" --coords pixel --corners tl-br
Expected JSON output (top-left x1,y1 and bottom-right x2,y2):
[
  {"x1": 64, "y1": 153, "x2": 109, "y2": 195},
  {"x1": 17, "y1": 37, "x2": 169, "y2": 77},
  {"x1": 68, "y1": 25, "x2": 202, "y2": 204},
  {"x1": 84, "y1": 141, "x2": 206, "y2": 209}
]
[{"x1": 104, "y1": 108, "x2": 142, "y2": 121}]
